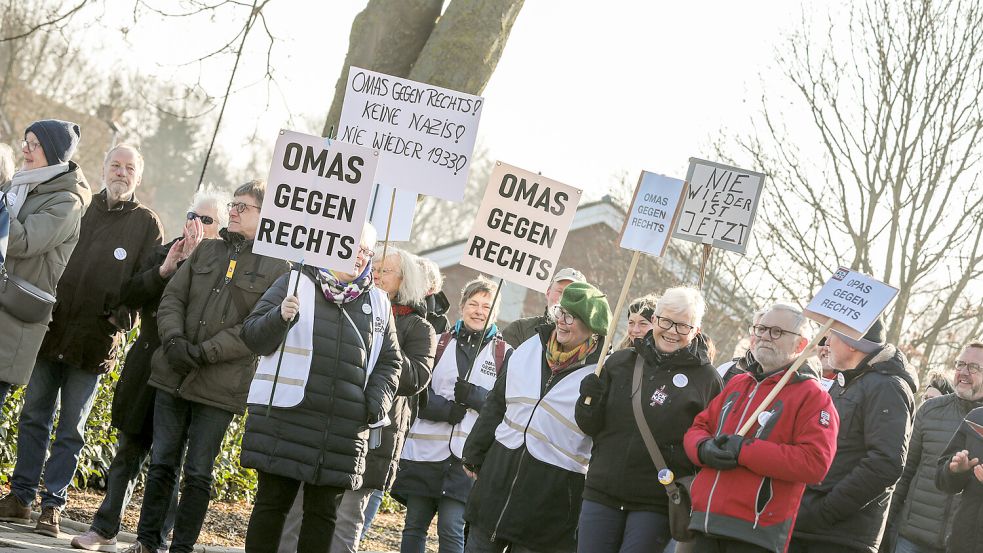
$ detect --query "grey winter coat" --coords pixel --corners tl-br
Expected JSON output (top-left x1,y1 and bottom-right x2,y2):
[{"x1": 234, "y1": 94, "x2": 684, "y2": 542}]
[{"x1": 0, "y1": 163, "x2": 91, "y2": 385}]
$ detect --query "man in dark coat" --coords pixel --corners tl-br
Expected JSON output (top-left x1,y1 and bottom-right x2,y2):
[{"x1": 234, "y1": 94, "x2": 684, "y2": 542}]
[
  {"x1": 791, "y1": 319, "x2": 917, "y2": 553},
  {"x1": 0, "y1": 144, "x2": 162, "y2": 538}
]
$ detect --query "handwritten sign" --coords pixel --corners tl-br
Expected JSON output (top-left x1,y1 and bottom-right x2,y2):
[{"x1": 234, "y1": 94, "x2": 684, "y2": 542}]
[
  {"x1": 338, "y1": 66, "x2": 484, "y2": 202},
  {"x1": 367, "y1": 183, "x2": 417, "y2": 242},
  {"x1": 253, "y1": 130, "x2": 378, "y2": 273},
  {"x1": 619, "y1": 171, "x2": 687, "y2": 256},
  {"x1": 804, "y1": 267, "x2": 899, "y2": 339},
  {"x1": 673, "y1": 158, "x2": 765, "y2": 254},
  {"x1": 460, "y1": 162, "x2": 581, "y2": 292}
]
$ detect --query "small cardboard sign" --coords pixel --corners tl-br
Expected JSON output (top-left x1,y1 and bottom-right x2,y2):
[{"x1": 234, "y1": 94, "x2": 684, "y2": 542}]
[
  {"x1": 673, "y1": 158, "x2": 765, "y2": 254},
  {"x1": 367, "y1": 183, "x2": 417, "y2": 242},
  {"x1": 460, "y1": 161, "x2": 582, "y2": 292},
  {"x1": 804, "y1": 267, "x2": 899, "y2": 339},
  {"x1": 619, "y1": 171, "x2": 687, "y2": 257},
  {"x1": 337, "y1": 66, "x2": 484, "y2": 202},
  {"x1": 254, "y1": 130, "x2": 378, "y2": 273}
]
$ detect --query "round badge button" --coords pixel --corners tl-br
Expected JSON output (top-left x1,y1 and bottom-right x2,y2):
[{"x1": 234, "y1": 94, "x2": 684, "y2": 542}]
[
  {"x1": 362, "y1": 303, "x2": 372, "y2": 315},
  {"x1": 836, "y1": 372, "x2": 846, "y2": 387},
  {"x1": 658, "y1": 468, "x2": 675, "y2": 485},
  {"x1": 672, "y1": 373, "x2": 689, "y2": 388},
  {"x1": 758, "y1": 411, "x2": 772, "y2": 427},
  {"x1": 114, "y1": 247, "x2": 127, "y2": 261}
]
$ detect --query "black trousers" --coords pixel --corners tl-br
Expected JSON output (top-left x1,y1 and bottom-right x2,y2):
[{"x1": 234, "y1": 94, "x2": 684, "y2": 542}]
[
  {"x1": 688, "y1": 533, "x2": 773, "y2": 552},
  {"x1": 245, "y1": 470, "x2": 345, "y2": 553},
  {"x1": 787, "y1": 537, "x2": 867, "y2": 553}
]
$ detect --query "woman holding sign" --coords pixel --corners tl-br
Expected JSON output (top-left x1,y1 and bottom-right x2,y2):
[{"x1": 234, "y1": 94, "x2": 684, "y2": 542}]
[
  {"x1": 461, "y1": 282, "x2": 610, "y2": 553},
  {"x1": 575, "y1": 287, "x2": 722, "y2": 553}
]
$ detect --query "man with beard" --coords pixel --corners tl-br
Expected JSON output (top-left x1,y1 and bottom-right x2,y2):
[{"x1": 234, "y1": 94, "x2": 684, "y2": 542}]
[{"x1": 684, "y1": 303, "x2": 839, "y2": 553}]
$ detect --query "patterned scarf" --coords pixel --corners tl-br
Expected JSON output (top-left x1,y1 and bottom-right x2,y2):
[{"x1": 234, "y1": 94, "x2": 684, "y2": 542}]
[
  {"x1": 316, "y1": 260, "x2": 374, "y2": 304},
  {"x1": 546, "y1": 330, "x2": 598, "y2": 374}
]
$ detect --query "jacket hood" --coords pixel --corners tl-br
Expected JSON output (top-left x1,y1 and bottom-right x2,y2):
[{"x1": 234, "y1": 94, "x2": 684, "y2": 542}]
[
  {"x1": 35, "y1": 161, "x2": 91, "y2": 210},
  {"x1": 637, "y1": 331, "x2": 712, "y2": 370},
  {"x1": 219, "y1": 227, "x2": 252, "y2": 246},
  {"x1": 852, "y1": 344, "x2": 918, "y2": 393}
]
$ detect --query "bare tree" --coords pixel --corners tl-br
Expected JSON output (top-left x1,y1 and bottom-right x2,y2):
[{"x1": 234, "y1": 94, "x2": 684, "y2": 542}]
[{"x1": 734, "y1": 0, "x2": 983, "y2": 373}]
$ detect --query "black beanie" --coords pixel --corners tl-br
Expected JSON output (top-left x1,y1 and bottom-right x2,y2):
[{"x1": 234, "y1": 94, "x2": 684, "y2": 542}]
[{"x1": 26, "y1": 119, "x2": 81, "y2": 165}]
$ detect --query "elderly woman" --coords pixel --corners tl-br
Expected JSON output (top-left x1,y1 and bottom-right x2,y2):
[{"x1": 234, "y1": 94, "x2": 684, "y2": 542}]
[
  {"x1": 618, "y1": 295, "x2": 659, "y2": 350},
  {"x1": 575, "y1": 287, "x2": 722, "y2": 553},
  {"x1": 239, "y1": 224, "x2": 402, "y2": 553},
  {"x1": 394, "y1": 276, "x2": 511, "y2": 553},
  {"x1": 0, "y1": 120, "x2": 91, "y2": 405},
  {"x1": 461, "y1": 282, "x2": 610, "y2": 553}
]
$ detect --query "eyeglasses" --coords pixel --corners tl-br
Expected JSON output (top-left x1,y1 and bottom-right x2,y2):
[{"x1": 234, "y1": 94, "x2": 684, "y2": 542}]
[
  {"x1": 552, "y1": 305, "x2": 576, "y2": 325},
  {"x1": 227, "y1": 201, "x2": 260, "y2": 214},
  {"x1": 749, "y1": 324, "x2": 801, "y2": 341},
  {"x1": 372, "y1": 267, "x2": 400, "y2": 277},
  {"x1": 358, "y1": 247, "x2": 375, "y2": 258},
  {"x1": 656, "y1": 316, "x2": 695, "y2": 334},
  {"x1": 954, "y1": 360, "x2": 983, "y2": 375},
  {"x1": 21, "y1": 140, "x2": 41, "y2": 153},
  {"x1": 187, "y1": 211, "x2": 214, "y2": 225}
]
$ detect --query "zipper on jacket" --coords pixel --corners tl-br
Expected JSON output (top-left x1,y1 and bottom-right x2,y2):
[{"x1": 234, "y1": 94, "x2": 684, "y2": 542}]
[
  {"x1": 312, "y1": 305, "x2": 345, "y2": 485},
  {"x1": 218, "y1": 242, "x2": 243, "y2": 324}
]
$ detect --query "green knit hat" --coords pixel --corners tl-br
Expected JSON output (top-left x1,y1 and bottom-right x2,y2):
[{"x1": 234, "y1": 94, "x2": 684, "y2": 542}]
[{"x1": 560, "y1": 282, "x2": 611, "y2": 335}]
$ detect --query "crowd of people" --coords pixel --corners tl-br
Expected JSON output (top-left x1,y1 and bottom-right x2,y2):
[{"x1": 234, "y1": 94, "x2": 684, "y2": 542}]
[{"x1": 0, "y1": 118, "x2": 981, "y2": 553}]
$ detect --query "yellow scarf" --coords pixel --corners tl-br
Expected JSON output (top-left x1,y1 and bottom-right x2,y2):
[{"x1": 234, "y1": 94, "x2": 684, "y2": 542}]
[{"x1": 546, "y1": 331, "x2": 597, "y2": 374}]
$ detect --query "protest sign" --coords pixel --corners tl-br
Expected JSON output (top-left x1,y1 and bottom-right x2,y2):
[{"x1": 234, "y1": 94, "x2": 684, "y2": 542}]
[
  {"x1": 619, "y1": 171, "x2": 688, "y2": 256},
  {"x1": 673, "y1": 158, "x2": 765, "y2": 255},
  {"x1": 460, "y1": 162, "x2": 581, "y2": 292},
  {"x1": 367, "y1": 183, "x2": 416, "y2": 242},
  {"x1": 338, "y1": 66, "x2": 484, "y2": 202},
  {"x1": 253, "y1": 130, "x2": 378, "y2": 273},
  {"x1": 804, "y1": 267, "x2": 899, "y2": 339}
]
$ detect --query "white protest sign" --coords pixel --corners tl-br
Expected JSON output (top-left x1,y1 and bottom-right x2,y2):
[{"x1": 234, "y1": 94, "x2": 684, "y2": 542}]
[
  {"x1": 619, "y1": 171, "x2": 687, "y2": 257},
  {"x1": 460, "y1": 162, "x2": 582, "y2": 292},
  {"x1": 673, "y1": 158, "x2": 765, "y2": 254},
  {"x1": 367, "y1": 183, "x2": 416, "y2": 242},
  {"x1": 804, "y1": 267, "x2": 899, "y2": 339},
  {"x1": 338, "y1": 66, "x2": 484, "y2": 202},
  {"x1": 254, "y1": 130, "x2": 378, "y2": 273}
]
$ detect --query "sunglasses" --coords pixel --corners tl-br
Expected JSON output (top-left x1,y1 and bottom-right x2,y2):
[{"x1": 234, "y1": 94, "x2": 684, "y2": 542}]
[{"x1": 187, "y1": 211, "x2": 214, "y2": 225}]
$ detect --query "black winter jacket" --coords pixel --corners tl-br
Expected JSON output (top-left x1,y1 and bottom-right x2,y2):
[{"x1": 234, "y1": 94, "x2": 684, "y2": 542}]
[
  {"x1": 462, "y1": 324, "x2": 601, "y2": 553},
  {"x1": 794, "y1": 345, "x2": 917, "y2": 552},
  {"x1": 887, "y1": 394, "x2": 983, "y2": 550},
  {"x1": 361, "y1": 301, "x2": 435, "y2": 491},
  {"x1": 239, "y1": 268, "x2": 402, "y2": 489},
  {"x1": 575, "y1": 332, "x2": 722, "y2": 513},
  {"x1": 935, "y1": 406, "x2": 983, "y2": 553}
]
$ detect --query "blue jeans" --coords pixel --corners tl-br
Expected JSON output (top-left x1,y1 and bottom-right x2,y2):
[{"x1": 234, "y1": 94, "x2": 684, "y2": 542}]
[
  {"x1": 10, "y1": 358, "x2": 100, "y2": 509},
  {"x1": 401, "y1": 494, "x2": 465, "y2": 553},
  {"x1": 90, "y1": 432, "x2": 178, "y2": 542},
  {"x1": 576, "y1": 500, "x2": 671, "y2": 553},
  {"x1": 894, "y1": 536, "x2": 943, "y2": 553},
  {"x1": 361, "y1": 489, "x2": 385, "y2": 540},
  {"x1": 136, "y1": 391, "x2": 233, "y2": 553}
]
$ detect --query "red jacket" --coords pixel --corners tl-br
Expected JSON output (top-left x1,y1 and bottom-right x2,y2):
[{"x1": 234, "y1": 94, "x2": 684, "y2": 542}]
[{"x1": 684, "y1": 363, "x2": 839, "y2": 553}]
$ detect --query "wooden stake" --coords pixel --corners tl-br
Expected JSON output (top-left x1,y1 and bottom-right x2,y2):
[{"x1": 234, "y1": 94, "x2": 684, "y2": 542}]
[
  {"x1": 584, "y1": 250, "x2": 641, "y2": 405},
  {"x1": 698, "y1": 243, "x2": 712, "y2": 289},
  {"x1": 378, "y1": 187, "x2": 398, "y2": 264}
]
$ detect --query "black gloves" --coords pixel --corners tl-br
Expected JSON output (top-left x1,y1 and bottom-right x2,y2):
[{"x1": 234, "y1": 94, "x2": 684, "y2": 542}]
[
  {"x1": 579, "y1": 373, "x2": 607, "y2": 403},
  {"x1": 698, "y1": 434, "x2": 745, "y2": 470},
  {"x1": 454, "y1": 379, "x2": 476, "y2": 405},
  {"x1": 448, "y1": 403, "x2": 468, "y2": 425},
  {"x1": 165, "y1": 337, "x2": 200, "y2": 376}
]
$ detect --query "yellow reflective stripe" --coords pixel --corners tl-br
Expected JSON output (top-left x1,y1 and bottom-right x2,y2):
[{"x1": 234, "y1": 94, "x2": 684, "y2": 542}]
[
  {"x1": 407, "y1": 431, "x2": 450, "y2": 441},
  {"x1": 524, "y1": 424, "x2": 590, "y2": 466},
  {"x1": 537, "y1": 400, "x2": 582, "y2": 435},
  {"x1": 506, "y1": 396, "x2": 538, "y2": 406},
  {"x1": 281, "y1": 345, "x2": 312, "y2": 357},
  {"x1": 253, "y1": 373, "x2": 305, "y2": 386}
]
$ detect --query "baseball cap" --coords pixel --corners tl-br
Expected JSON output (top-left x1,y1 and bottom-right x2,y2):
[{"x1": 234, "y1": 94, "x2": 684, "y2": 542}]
[{"x1": 552, "y1": 267, "x2": 586, "y2": 285}]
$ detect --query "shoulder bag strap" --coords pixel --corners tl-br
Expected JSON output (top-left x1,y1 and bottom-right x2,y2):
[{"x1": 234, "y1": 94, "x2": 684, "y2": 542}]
[{"x1": 631, "y1": 354, "x2": 684, "y2": 503}]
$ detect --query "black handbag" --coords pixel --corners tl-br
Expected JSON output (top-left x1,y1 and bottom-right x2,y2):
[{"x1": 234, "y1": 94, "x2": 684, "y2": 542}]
[
  {"x1": 0, "y1": 266, "x2": 55, "y2": 324},
  {"x1": 631, "y1": 355, "x2": 696, "y2": 542}
]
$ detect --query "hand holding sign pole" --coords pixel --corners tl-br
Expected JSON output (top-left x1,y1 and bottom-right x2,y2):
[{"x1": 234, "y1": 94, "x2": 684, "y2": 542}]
[
  {"x1": 583, "y1": 171, "x2": 688, "y2": 405},
  {"x1": 737, "y1": 267, "x2": 900, "y2": 436}
]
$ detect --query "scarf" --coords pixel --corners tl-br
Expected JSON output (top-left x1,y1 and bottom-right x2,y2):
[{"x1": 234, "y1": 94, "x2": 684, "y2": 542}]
[
  {"x1": 546, "y1": 331, "x2": 597, "y2": 374},
  {"x1": 316, "y1": 260, "x2": 374, "y2": 304},
  {"x1": 392, "y1": 304, "x2": 415, "y2": 316},
  {"x1": 6, "y1": 163, "x2": 70, "y2": 219}
]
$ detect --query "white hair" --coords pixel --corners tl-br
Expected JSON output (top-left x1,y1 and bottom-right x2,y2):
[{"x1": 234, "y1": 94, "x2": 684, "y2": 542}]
[
  {"x1": 361, "y1": 222, "x2": 378, "y2": 251},
  {"x1": 765, "y1": 302, "x2": 812, "y2": 338},
  {"x1": 417, "y1": 257, "x2": 444, "y2": 294},
  {"x1": 384, "y1": 248, "x2": 428, "y2": 305},
  {"x1": 0, "y1": 143, "x2": 15, "y2": 183},
  {"x1": 655, "y1": 287, "x2": 706, "y2": 327},
  {"x1": 104, "y1": 143, "x2": 145, "y2": 177},
  {"x1": 187, "y1": 184, "x2": 231, "y2": 228}
]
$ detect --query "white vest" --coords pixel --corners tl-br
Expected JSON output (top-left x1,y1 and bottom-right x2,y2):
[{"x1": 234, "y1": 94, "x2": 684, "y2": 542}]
[
  {"x1": 493, "y1": 337, "x2": 594, "y2": 474},
  {"x1": 402, "y1": 335, "x2": 500, "y2": 461},
  {"x1": 248, "y1": 270, "x2": 390, "y2": 408}
]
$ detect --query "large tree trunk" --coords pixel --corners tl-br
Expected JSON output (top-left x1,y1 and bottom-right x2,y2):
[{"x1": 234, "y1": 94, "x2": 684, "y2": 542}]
[{"x1": 321, "y1": 0, "x2": 443, "y2": 137}]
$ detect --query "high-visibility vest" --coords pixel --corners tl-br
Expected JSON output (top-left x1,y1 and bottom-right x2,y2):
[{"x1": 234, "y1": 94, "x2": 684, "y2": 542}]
[
  {"x1": 402, "y1": 335, "x2": 500, "y2": 461},
  {"x1": 247, "y1": 270, "x2": 390, "y2": 408},
  {"x1": 493, "y1": 336, "x2": 594, "y2": 474}
]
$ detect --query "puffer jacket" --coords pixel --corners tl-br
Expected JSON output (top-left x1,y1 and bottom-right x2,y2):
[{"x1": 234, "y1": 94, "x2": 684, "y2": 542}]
[
  {"x1": 0, "y1": 163, "x2": 91, "y2": 385},
  {"x1": 935, "y1": 406, "x2": 983, "y2": 553},
  {"x1": 361, "y1": 300, "x2": 435, "y2": 491},
  {"x1": 239, "y1": 267, "x2": 402, "y2": 488},
  {"x1": 149, "y1": 230, "x2": 289, "y2": 414},
  {"x1": 887, "y1": 393, "x2": 983, "y2": 551},
  {"x1": 793, "y1": 344, "x2": 917, "y2": 553}
]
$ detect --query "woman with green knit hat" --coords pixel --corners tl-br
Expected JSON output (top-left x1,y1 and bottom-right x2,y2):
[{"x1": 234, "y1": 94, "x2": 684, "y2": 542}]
[{"x1": 461, "y1": 281, "x2": 610, "y2": 553}]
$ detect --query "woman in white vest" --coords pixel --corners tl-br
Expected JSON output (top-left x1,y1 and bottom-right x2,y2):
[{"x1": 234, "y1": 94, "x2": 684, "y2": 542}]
[
  {"x1": 461, "y1": 282, "x2": 611, "y2": 553},
  {"x1": 393, "y1": 276, "x2": 511, "y2": 553},
  {"x1": 238, "y1": 223, "x2": 402, "y2": 553}
]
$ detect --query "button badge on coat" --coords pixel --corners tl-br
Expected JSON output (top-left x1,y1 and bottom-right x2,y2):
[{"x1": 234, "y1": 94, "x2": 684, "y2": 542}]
[
  {"x1": 362, "y1": 303, "x2": 372, "y2": 315},
  {"x1": 757, "y1": 411, "x2": 772, "y2": 427},
  {"x1": 114, "y1": 247, "x2": 127, "y2": 260},
  {"x1": 672, "y1": 373, "x2": 688, "y2": 388}
]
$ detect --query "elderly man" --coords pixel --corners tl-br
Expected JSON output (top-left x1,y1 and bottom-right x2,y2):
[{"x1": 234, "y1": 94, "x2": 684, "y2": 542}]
[
  {"x1": 0, "y1": 144, "x2": 163, "y2": 537},
  {"x1": 684, "y1": 303, "x2": 839, "y2": 553},
  {"x1": 791, "y1": 319, "x2": 917, "y2": 553},
  {"x1": 501, "y1": 267, "x2": 585, "y2": 348},
  {"x1": 886, "y1": 342, "x2": 983, "y2": 553}
]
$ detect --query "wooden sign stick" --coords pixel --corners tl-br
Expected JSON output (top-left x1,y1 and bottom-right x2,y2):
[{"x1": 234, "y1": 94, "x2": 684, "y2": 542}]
[{"x1": 584, "y1": 250, "x2": 641, "y2": 405}]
